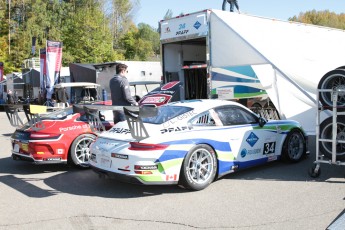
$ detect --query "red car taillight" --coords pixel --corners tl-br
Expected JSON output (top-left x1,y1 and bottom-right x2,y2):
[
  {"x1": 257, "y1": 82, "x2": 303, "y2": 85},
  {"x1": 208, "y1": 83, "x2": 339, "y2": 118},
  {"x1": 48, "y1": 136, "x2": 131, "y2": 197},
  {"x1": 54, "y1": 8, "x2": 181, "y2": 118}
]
[
  {"x1": 129, "y1": 142, "x2": 168, "y2": 151},
  {"x1": 30, "y1": 133, "x2": 61, "y2": 140}
]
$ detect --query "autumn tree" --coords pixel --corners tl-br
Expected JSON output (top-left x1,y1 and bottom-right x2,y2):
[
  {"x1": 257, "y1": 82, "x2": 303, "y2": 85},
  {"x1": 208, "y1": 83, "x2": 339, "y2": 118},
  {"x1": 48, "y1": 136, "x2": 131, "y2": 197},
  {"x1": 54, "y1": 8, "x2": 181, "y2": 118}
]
[{"x1": 289, "y1": 10, "x2": 345, "y2": 30}]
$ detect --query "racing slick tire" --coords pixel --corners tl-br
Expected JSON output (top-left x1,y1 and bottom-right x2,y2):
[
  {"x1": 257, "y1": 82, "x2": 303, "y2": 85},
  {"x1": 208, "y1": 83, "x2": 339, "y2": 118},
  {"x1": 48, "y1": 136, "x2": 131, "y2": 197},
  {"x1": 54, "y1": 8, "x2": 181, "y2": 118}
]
[
  {"x1": 319, "y1": 116, "x2": 345, "y2": 161},
  {"x1": 281, "y1": 129, "x2": 306, "y2": 162},
  {"x1": 335, "y1": 66, "x2": 345, "y2": 70},
  {"x1": 70, "y1": 133, "x2": 96, "y2": 168},
  {"x1": 179, "y1": 144, "x2": 217, "y2": 191},
  {"x1": 318, "y1": 69, "x2": 345, "y2": 110}
]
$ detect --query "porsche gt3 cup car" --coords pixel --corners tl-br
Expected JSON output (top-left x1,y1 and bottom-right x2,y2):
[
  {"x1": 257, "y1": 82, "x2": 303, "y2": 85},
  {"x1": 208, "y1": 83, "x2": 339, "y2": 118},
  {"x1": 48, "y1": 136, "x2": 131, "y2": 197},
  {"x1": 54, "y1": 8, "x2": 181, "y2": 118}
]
[
  {"x1": 89, "y1": 99, "x2": 308, "y2": 190},
  {"x1": 7, "y1": 104, "x2": 113, "y2": 168}
]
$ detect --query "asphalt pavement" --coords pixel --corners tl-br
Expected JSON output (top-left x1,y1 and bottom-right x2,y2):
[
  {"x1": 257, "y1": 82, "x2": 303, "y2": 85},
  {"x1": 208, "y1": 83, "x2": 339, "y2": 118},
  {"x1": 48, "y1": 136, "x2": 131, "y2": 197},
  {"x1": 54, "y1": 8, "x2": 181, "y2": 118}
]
[{"x1": 0, "y1": 111, "x2": 344, "y2": 230}]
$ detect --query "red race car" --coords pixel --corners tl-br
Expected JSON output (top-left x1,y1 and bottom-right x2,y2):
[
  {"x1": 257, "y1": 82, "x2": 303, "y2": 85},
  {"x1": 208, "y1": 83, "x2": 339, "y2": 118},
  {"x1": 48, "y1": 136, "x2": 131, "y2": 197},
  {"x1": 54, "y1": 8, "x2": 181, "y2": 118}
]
[{"x1": 6, "y1": 104, "x2": 114, "y2": 168}]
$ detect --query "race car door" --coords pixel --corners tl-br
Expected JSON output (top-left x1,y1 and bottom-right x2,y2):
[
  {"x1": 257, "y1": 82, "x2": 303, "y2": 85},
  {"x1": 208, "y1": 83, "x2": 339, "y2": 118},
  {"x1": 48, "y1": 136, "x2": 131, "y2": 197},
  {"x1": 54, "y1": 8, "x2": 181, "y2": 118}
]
[{"x1": 213, "y1": 105, "x2": 278, "y2": 169}]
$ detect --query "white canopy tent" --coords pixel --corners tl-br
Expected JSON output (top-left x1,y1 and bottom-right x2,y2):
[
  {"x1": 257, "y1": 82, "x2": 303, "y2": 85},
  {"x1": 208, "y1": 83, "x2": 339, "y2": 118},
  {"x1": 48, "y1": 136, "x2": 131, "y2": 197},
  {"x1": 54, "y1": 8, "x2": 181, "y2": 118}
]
[{"x1": 209, "y1": 10, "x2": 345, "y2": 134}]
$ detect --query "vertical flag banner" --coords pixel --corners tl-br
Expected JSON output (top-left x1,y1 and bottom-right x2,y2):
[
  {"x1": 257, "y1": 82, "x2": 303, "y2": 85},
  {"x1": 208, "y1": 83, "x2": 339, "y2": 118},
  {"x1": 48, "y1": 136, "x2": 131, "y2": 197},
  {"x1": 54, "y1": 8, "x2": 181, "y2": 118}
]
[
  {"x1": 0, "y1": 62, "x2": 3, "y2": 82},
  {"x1": 39, "y1": 48, "x2": 46, "y2": 96},
  {"x1": 46, "y1": 40, "x2": 62, "y2": 99},
  {"x1": 0, "y1": 62, "x2": 3, "y2": 99}
]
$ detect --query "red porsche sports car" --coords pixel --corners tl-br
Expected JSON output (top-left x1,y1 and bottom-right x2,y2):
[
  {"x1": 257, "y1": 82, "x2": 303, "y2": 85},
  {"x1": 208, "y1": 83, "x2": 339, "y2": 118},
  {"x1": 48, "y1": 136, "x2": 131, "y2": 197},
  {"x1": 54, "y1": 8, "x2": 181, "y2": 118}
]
[{"x1": 6, "y1": 104, "x2": 114, "y2": 168}]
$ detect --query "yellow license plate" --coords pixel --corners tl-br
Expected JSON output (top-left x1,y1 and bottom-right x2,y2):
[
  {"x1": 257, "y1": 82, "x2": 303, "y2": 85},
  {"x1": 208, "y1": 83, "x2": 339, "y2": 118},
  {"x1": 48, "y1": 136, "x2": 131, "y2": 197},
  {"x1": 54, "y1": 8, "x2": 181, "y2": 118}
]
[{"x1": 21, "y1": 143, "x2": 28, "y2": 152}]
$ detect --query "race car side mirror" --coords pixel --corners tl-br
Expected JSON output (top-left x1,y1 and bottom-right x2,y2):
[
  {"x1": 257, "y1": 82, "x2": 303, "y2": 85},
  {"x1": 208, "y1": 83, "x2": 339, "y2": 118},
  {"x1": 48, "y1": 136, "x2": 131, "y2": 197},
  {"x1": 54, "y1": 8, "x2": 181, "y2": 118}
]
[{"x1": 258, "y1": 117, "x2": 267, "y2": 127}]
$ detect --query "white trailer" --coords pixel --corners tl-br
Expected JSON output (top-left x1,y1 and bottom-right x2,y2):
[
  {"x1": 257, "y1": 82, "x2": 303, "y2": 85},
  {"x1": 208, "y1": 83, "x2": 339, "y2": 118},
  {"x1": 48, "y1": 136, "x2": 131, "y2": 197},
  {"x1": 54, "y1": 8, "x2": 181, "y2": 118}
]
[{"x1": 159, "y1": 9, "x2": 345, "y2": 134}]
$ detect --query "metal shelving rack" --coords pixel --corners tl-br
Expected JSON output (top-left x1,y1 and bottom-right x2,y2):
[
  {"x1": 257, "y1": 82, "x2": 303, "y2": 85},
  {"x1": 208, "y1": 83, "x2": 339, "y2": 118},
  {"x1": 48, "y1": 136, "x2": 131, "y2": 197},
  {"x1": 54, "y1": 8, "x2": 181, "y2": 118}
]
[{"x1": 310, "y1": 88, "x2": 345, "y2": 177}]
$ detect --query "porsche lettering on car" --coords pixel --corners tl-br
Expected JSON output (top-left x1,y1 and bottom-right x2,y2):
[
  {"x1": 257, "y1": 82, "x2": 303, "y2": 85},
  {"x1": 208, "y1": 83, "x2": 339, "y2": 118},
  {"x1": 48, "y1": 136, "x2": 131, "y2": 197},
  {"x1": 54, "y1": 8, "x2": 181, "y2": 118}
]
[{"x1": 89, "y1": 100, "x2": 308, "y2": 190}]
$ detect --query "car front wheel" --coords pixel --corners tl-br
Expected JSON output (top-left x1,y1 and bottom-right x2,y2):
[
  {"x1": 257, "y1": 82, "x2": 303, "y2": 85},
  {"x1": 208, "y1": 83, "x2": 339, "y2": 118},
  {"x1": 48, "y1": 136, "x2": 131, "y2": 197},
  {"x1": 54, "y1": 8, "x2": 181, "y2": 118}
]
[
  {"x1": 180, "y1": 144, "x2": 217, "y2": 191},
  {"x1": 281, "y1": 130, "x2": 306, "y2": 162},
  {"x1": 70, "y1": 134, "x2": 96, "y2": 168}
]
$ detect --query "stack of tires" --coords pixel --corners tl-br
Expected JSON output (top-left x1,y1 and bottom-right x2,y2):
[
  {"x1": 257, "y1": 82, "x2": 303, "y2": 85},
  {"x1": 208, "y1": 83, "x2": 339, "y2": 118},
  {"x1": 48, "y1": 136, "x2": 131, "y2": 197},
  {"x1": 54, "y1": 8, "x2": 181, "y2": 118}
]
[{"x1": 318, "y1": 66, "x2": 345, "y2": 161}]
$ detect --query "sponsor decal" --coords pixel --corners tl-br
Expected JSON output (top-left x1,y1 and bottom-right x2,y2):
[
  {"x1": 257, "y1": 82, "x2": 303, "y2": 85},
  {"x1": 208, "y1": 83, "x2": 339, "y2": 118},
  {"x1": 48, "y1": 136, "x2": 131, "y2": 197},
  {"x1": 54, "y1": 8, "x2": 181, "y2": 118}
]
[
  {"x1": 164, "y1": 27, "x2": 170, "y2": 33},
  {"x1": 176, "y1": 30, "x2": 189, "y2": 35},
  {"x1": 142, "y1": 96, "x2": 166, "y2": 104},
  {"x1": 136, "y1": 165, "x2": 158, "y2": 170},
  {"x1": 241, "y1": 148, "x2": 261, "y2": 158},
  {"x1": 111, "y1": 153, "x2": 128, "y2": 160},
  {"x1": 240, "y1": 149, "x2": 247, "y2": 158},
  {"x1": 161, "y1": 81, "x2": 180, "y2": 90},
  {"x1": 163, "y1": 110, "x2": 197, "y2": 129},
  {"x1": 194, "y1": 21, "x2": 201, "y2": 29},
  {"x1": 44, "y1": 158, "x2": 61, "y2": 161},
  {"x1": 109, "y1": 128, "x2": 131, "y2": 134},
  {"x1": 57, "y1": 149, "x2": 64, "y2": 154},
  {"x1": 246, "y1": 132, "x2": 259, "y2": 147},
  {"x1": 166, "y1": 174, "x2": 177, "y2": 181},
  {"x1": 59, "y1": 124, "x2": 89, "y2": 132},
  {"x1": 263, "y1": 142, "x2": 276, "y2": 155},
  {"x1": 176, "y1": 23, "x2": 189, "y2": 36},
  {"x1": 160, "y1": 126, "x2": 188, "y2": 134},
  {"x1": 267, "y1": 156, "x2": 278, "y2": 162}
]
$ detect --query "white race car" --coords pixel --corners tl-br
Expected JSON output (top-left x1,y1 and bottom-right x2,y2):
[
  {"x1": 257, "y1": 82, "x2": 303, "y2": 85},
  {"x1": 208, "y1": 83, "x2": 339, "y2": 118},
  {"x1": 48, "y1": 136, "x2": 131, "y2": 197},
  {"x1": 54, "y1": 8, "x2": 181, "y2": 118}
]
[{"x1": 89, "y1": 100, "x2": 308, "y2": 190}]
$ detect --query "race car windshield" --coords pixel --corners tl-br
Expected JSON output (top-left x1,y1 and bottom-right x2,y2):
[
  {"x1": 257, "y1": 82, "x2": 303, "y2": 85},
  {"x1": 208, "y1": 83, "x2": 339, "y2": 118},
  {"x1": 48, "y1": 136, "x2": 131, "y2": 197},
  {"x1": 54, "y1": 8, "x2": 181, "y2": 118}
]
[{"x1": 142, "y1": 106, "x2": 193, "y2": 124}]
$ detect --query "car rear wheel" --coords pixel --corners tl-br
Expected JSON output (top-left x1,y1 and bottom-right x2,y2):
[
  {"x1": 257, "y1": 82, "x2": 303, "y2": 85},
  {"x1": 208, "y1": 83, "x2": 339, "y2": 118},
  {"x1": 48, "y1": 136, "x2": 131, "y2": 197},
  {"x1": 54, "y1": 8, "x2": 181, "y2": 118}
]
[
  {"x1": 70, "y1": 134, "x2": 96, "y2": 168},
  {"x1": 281, "y1": 130, "x2": 306, "y2": 162},
  {"x1": 180, "y1": 144, "x2": 217, "y2": 191}
]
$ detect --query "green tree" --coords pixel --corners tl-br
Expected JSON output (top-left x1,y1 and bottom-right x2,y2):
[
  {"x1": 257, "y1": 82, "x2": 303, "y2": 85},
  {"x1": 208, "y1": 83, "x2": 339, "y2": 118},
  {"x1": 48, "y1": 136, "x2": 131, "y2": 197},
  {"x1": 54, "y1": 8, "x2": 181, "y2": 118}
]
[
  {"x1": 137, "y1": 23, "x2": 160, "y2": 58},
  {"x1": 119, "y1": 23, "x2": 159, "y2": 61},
  {"x1": 0, "y1": 0, "x2": 16, "y2": 73},
  {"x1": 0, "y1": 0, "x2": 164, "y2": 75},
  {"x1": 62, "y1": 0, "x2": 123, "y2": 64}
]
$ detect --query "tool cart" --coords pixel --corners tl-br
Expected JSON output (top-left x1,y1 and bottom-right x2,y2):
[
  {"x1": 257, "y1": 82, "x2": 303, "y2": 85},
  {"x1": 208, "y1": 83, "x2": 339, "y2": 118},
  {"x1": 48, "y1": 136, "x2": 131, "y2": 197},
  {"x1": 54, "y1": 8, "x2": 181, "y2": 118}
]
[{"x1": 309, "y1": 88, "x2": 345, "y2": 177}]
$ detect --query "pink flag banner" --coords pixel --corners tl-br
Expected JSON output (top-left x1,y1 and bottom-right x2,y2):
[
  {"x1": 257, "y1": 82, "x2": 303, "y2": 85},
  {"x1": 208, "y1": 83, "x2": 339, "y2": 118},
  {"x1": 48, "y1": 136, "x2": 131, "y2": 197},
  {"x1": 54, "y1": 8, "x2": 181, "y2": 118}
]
[
  {"x1": 46, "y1": 40, "x2": 62, "y2": 99},
  {"x1": 0, "y1": 62, "x2": 3, "y2": 99},
  {"x1": 39, "y1": 48, "x2": 46, "y2": 95}
]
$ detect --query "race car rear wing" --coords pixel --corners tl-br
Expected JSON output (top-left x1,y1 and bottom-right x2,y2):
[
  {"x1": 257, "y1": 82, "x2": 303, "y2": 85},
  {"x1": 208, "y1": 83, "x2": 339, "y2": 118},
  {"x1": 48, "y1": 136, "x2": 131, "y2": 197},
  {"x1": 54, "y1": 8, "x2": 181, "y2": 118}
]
[
  {"x1": 81, "y1": 105, "x2": 123, "y2": 134},
  {"x1": 123, "y1": 106, "x2": 158, "y2": 141},
  {"x1": 4, "y1": 104, "x2": 25, "y2": 127},
  {"x1": 82, "y1": 105, "x2": 158, "y2": 140},
  {"x1": 3, "y1": 104, "x2": 47, "y2": 131}
]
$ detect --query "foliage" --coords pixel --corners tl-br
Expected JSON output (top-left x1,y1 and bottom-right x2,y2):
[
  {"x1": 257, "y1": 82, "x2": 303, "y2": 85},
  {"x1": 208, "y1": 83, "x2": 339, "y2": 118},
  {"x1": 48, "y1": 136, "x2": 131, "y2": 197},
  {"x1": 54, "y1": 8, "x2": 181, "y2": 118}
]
[
  {"x1": 289, "y1": 10, "x2": 345, "y2": 30},
  {"x1": 0, "y1": 0, "x2": 158, "y2": 74},
  {"x1": 119, "y1": 22, "x2": 159, "y2": 61},
  {"x1": 4, "y1": 6, "x2": 344, "y2": 76},
  {"x1": 62, "y1": 0, "x2": 123, "y2": 64}
]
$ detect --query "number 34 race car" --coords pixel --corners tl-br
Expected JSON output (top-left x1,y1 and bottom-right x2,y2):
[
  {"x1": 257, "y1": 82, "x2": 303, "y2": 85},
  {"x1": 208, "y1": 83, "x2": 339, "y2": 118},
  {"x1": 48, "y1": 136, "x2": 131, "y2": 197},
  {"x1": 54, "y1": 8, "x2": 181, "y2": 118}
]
[{"x1": 89, "y1": 99, "x2": 308, "y2": 190}]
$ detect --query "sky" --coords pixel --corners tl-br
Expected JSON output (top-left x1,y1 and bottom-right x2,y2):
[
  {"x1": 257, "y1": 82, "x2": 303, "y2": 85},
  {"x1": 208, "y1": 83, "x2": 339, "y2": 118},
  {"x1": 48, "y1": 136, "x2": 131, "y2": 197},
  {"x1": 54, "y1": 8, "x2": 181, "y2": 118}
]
[{"x1": 134, "y1": 0, "x2": 345, "y2": 28}]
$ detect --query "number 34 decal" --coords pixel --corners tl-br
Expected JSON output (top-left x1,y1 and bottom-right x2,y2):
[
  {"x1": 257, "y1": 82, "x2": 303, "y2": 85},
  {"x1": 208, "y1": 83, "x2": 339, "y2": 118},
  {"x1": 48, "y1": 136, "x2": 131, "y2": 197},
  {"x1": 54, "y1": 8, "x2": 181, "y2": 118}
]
[{"x1": 263, "y1": 142, "x2": 275, "y2": 154}]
